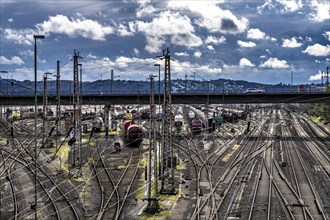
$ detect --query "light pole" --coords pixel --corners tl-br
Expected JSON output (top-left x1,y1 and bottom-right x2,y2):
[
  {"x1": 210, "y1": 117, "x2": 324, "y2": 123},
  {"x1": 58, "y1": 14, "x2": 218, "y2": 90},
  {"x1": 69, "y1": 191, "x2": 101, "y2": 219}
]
[{"x1": 34, "y1": 34, "x2": 44, "y2": 219}]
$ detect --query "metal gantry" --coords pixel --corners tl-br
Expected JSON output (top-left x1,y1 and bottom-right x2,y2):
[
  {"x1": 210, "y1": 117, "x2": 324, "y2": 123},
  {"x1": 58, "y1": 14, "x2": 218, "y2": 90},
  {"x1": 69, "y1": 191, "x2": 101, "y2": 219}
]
[{"x1": 159, "y1": 49, "x2": 176, "y2": 194}]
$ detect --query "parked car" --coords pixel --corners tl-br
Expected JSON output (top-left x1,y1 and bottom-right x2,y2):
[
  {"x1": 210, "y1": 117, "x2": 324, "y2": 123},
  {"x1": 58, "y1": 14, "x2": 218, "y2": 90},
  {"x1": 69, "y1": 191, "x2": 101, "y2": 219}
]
[{"x1": 244, "y1": 88, "x2": 264, "y2": 93}]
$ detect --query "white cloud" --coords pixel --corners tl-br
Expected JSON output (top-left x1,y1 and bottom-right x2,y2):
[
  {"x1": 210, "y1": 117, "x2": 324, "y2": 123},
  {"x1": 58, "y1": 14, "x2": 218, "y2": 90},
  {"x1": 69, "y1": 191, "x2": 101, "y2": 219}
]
[
  {"x1": 247, "y1": 28, "x2": 267, "y2": 39},
  {"x1": 194, "y1": 51, "x2": 202, "y2": 58},
  {"x1": 0, "y1": 55, "x2": 25, "y2": 65},
  {"x1": 323, "y1": 31, "x2": 330, "y2": 41},
  {"x1": 207, "y1": 45, "x2": 214, "y2": 50},
  {"x1": 172, "y1": 61, "x2": 222, "y2": 76},
  {"x1": 305, "y1": 36, "x2": 313, "y2": 42},
  {"x1": 175, "y1": 52, "x2": 189, "y2": 57},
  {"x1": 239, "y1": 58, "x2": 255, "y2": 68},
  {"x1": 117, "y1": 24, "x2": 134, "y2": 36},
  {"x1": 8, "y1": 18, "x2": 14, "y2": 23},
  {"x1": 3, "y1": 28, "x2": 35, "y2": 45},
  {"x1": 308, "y1": 70, "x2": 325, "y2": 81},
  {"x1": 167, "y1": 1, "x2": 248, "y2": 34},
  {"x1": 237, "y1": 40, "x2": 256, "y2": 48},
  {"x1": 257, "y1": 0, "x2": 275, "y2": 14},
  {"x1": 36, "y1": 14, "x2": 114, "y2": 40},
  {"x1": 282, "y1": 37, "x2": 303, "y2": 48},
  {"x1": 19, "y1": 50, "x2": 34, "y2": 58},
  {"x1": 309, "y1": 0, "x2": 330, "y2": 22},
  {"x1": 205, "y1": 36, "x2": 226, "y2": 44},
  {"x1": 133, "y1": 48, "x2": 140, "y2": 55},
  {"x1": 136, "y1": 5, "x2": 156, "y2": 18},
  {"x1": 276, "y1": 0, "x2": 303, "y2": 12},
  {"x1": 302, "y1": 43, "x2": 330, "y2": 56},
  {"x1": 86, "y1": 53, "x2": 98, "y2": 59},
  {"x1": 134, "y1": 11, "x2": 202, "y2": 53},
  {"x1": 260, "y1": 57, "x2": 289, "y2": 69}
]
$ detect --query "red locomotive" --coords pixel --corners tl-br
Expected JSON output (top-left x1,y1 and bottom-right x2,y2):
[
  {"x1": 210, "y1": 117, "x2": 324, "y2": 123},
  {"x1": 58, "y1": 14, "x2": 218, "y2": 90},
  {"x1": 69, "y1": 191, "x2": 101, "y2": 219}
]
[
  {"x1": 124, "y1": 120, "x2": 143, "y2": 147},
  {"x1": 191, "y1": 119, "x2": 203, "y2": 134}
]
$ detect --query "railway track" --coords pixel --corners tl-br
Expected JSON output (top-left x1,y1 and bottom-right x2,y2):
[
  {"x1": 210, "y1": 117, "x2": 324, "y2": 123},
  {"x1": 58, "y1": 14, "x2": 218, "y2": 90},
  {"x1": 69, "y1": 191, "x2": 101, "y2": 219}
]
[
  {"x1": 86, "y1": 132, "x2": 143, "y2": 220},
  {"x1": 0, "y1": 118, "x2": 82, "y2": 219}
]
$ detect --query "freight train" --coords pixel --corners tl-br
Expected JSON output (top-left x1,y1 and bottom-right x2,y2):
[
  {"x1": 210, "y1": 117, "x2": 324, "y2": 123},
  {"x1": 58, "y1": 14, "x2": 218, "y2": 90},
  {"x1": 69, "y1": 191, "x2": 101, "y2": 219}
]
[{"x1": 124, "y1": 120, "x2": 143, "y2": 147}]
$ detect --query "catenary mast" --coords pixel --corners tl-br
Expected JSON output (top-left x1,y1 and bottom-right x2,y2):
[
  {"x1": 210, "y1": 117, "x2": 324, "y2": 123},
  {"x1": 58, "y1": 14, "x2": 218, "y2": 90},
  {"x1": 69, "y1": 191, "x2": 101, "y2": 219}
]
[{"x1": 158, "y1": 49, "x2": 176, "y2": 194}]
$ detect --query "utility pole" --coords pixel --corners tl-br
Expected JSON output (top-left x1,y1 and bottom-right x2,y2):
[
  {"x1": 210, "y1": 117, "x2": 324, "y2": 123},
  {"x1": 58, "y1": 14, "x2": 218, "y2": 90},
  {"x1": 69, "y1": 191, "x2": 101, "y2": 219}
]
[
  {"x1": 43, "y1": 72, "x2": 51, "y2": 146},
  {"x1": 184, "y1": 74, "x2": 188, "y2": 94},
  {"x1": 145, "y1": 74, "x2": 159, "y2": 213},
  {"x1": 158, "y1": 48, "x2": 176, "y2": 194},
  {"x1": 70, "y1": 50, "x2": 82, "y2": 175},
  {"x1": 110, "y1": 69, "x2": 113, "y2": 94},
  {"x1": 327, "y1": 66, "x2": 329, "y2": 87},
  {"x1": 100, "y1": 73, "x2": 103, "y2": 95},
  {"x1": 56, "y1": 61, "x2": 61, "y2": 169},
  {"x1": 290, "y1": 70, "x2": 293, "y2": 93},
  {"x1": 78, "y1": 63, "x2": 83, "y2": 172},
  {"x1": 321, "y1": 71, "x2": 324, "y2": 88},
  {"x1": 104, "y1": 104, "x2": 110, "y2": 137},
  {"x1": 191, "y1": 72, "x2": 196, "y2": 93}
]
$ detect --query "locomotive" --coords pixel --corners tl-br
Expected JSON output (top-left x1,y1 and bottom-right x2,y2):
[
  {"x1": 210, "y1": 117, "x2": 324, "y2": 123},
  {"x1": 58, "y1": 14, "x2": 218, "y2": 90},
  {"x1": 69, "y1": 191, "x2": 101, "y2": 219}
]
[
  {"x1": 124, "y1": 120, "x2": 143, "y2": 147},
  {"x1": 93, "y1": 116, "x2": 103, "y2": 132},
  {"x1": 174, "y1": 114, "x2": 184, "y2": 127},
  {"x1": 191, "y1": 119, "x2": 203, "y2": 134}
]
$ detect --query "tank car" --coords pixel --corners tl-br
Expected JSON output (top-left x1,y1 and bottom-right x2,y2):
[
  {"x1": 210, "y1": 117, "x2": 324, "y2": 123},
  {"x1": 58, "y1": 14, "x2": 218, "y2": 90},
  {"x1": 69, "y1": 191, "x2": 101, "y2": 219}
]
[{"x1": 124, "y1": 120, "x2": 143, "y2": 147}]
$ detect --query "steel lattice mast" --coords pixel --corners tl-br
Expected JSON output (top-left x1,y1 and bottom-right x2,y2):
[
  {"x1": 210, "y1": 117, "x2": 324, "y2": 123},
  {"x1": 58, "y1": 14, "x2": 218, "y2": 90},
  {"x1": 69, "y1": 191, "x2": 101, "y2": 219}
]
[
  {"x1": 71, "y1": 50, "x2": 82, "y2": 173},
  {"x1": 42, "y1": 72, "x2": 51, "y2": 145},
  {"x1": 159, "y1": 49, "x2": 176, "y2": 194},
  {"x1": 145, "y1": 74, "x2": 159, "y2": 213}
]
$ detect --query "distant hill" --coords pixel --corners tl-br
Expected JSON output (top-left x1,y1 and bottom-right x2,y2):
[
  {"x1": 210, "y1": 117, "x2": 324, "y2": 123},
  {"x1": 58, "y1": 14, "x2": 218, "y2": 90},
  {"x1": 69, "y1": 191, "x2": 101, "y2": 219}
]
[{"x1": 0, "y1": 78, "x2": 323, "y2": 96}]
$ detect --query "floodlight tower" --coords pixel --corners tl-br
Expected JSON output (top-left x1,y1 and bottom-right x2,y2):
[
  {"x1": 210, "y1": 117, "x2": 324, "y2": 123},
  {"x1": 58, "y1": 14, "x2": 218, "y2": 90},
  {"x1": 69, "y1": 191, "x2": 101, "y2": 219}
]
[
  {"x1": 158, "y1": 48, "x2": 176, "y2": 194},
  {"x1": 33, "y1": 33, "x2": 44, "y2": 219}
]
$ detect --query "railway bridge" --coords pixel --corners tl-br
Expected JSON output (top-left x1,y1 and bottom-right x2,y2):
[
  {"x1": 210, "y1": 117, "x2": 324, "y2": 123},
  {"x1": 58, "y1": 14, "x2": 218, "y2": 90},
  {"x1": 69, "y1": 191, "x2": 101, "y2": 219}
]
[{"x1": 0, "y1": 92, "x2": 329, "y2": 105}]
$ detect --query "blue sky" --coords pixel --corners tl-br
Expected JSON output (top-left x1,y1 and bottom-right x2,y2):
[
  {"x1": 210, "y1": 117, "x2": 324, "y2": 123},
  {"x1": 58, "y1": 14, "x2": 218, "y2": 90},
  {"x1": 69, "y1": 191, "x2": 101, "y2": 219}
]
[{"x1": 0, "y1": 0, "x2": 329, "y2": 85}]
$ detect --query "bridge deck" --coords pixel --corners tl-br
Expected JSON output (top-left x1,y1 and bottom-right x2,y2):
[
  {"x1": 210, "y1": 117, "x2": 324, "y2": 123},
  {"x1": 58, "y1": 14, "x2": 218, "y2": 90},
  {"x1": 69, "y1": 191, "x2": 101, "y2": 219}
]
[{"x1": 1, "y1": 92, "x2": 329, "y2": 105}]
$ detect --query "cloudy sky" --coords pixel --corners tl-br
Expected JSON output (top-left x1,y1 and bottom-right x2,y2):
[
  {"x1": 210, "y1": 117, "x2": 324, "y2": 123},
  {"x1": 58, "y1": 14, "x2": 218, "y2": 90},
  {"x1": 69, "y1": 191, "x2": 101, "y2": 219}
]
[{"x1": 0, "y1": 0, "x2": 329, "y2": 85}]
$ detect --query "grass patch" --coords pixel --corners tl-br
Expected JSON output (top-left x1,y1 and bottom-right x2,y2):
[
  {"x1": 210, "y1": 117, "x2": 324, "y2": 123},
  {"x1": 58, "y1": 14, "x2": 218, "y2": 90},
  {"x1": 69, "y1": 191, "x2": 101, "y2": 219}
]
[
  {"x1": 176, "y1": 164, "x2": 186, "y2": 170},
  {"x1": 0, "y1": 138, "x2": 7, "y2": 145}
]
